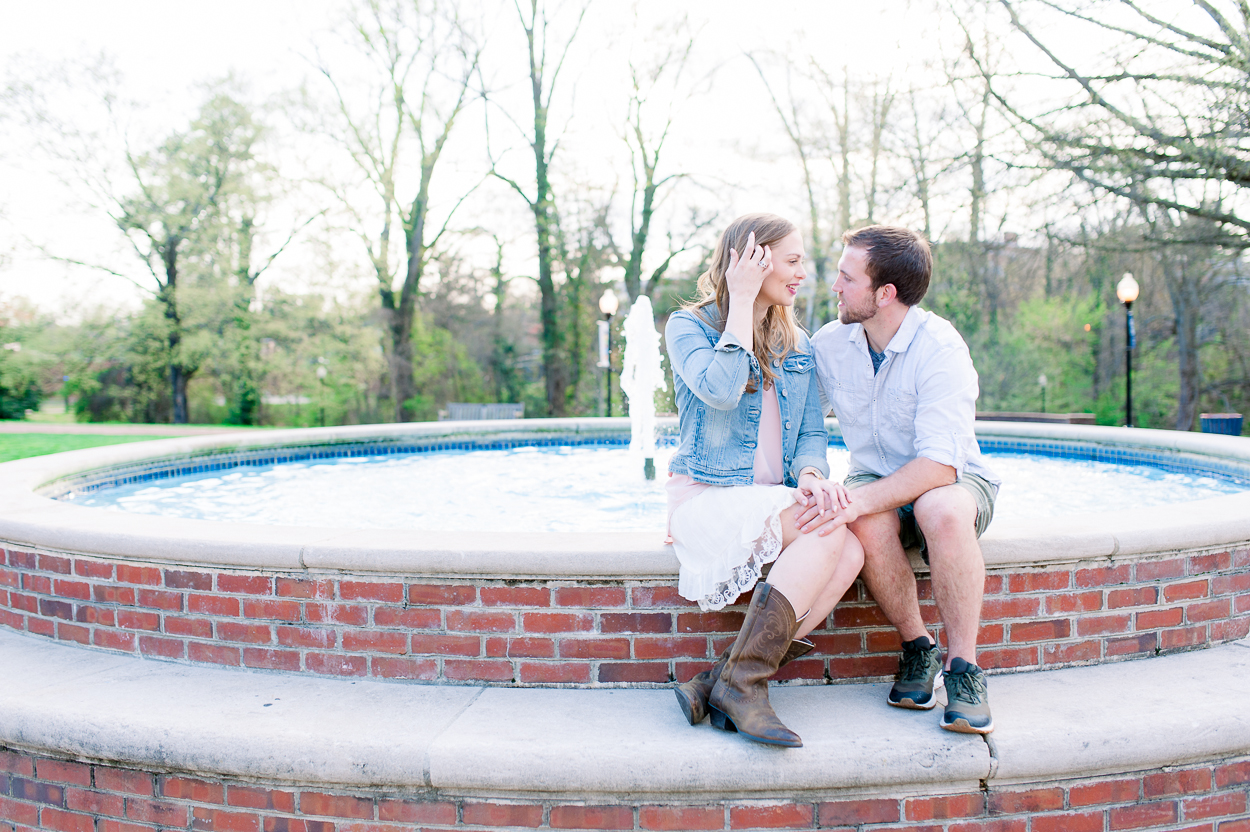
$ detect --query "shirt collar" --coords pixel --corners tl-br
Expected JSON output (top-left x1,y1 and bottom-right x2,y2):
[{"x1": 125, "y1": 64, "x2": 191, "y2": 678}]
[{"x1": 884, "y1": 306, "x2": 924, "y2": 354}]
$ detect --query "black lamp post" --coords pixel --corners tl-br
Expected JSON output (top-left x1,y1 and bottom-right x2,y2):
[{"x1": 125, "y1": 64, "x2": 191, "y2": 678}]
[
  {"x1": 1116, "y1": 273, "x2": 1139, "y2": 427},
  {"x1": 598, "y1": 289, "x2": 619, "y2": 416},
  {"x1": 316, "y1": 359, "x2": 328, "y2": 427}
]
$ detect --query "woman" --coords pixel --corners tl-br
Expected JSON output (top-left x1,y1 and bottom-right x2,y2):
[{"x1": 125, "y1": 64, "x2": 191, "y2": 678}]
[{"x1": 665, "y1": 213, "x2": 864, "y2": 748}]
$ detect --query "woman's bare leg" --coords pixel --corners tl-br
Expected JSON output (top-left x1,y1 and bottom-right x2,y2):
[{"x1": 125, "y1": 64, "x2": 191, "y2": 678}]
[
  {"x1": 764, "y1": 503, "x2": 865, "y2": 636},
  {"x1": 795, "y1": 532, "x2": 863, "y2": 640}
]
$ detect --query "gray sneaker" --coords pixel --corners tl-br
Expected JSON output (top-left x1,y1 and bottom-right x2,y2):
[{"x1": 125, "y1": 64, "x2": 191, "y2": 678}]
[
  {"x1": 888, "y1": 637, "x2": 943, "y2": 709},
  {"x1": 940, "y1": 657, "x2": 994, "y2": 734}
]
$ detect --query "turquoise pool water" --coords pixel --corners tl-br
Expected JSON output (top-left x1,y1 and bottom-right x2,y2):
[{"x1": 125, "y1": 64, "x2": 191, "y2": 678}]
[{"x1": 64, "y1": 445, "x2": 1248, "y2": 533}]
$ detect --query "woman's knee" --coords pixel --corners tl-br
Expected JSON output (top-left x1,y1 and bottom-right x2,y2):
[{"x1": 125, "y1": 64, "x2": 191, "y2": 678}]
[
  {"x1": 819, "y1": 527, "x2": 866, "y2": 575},
  {"x1": 842, "y1": 532, "x2": 866, "y2": 572}
]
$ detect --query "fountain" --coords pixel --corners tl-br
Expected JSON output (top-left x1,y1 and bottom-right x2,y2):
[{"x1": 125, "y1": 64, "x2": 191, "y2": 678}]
[
  {"x1": 0, "y1": 419, "x2": 1248, "y2": 829},
  {"x1": 619, "y1": 295, "x2": 666, "y2": 480}
]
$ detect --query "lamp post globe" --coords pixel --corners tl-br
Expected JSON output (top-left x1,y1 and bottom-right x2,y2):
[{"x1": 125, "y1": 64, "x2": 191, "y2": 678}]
[
  {"x1": 1116, "y1": 273, "x2": 1138, "y2": 427},
  {"x1": 1116, "y1": 273, "x2": 1139, "y2": 304},
  {"x1": 599, "y1": 289, "x2": 619, "y2": 416},
  {"x1": 598, "y1": 289, "x2": 619, "y2": 317}
]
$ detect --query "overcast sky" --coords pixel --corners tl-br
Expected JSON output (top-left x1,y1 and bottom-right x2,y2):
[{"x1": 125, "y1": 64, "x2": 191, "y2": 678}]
[{"x1": 1, "y1": 0, "x2": 1011, "y2": 317}]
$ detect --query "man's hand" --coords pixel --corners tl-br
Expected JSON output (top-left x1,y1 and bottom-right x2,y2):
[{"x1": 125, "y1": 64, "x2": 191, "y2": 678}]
[{"x1": 795, "y1": 498, "x2": 860, "y2": 536}]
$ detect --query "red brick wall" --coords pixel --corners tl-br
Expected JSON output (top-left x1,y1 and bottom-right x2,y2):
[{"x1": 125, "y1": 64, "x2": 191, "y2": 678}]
[
  {"x1": 1, "y1": 746, "x2": 1247, "y2": 831},
  {"x1": 1, "y1": 545, "x2": 1247, "y2": 686}
]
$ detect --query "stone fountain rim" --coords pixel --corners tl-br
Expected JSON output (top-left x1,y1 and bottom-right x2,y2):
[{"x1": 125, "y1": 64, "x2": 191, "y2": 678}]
[{"x1": 0, "y1": 417, "x2": 1248, "y2": 577}]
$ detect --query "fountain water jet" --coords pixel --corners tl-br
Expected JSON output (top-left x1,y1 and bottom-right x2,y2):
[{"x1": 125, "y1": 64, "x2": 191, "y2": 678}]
[{"x1": 619, "y1": 295, "x2": 666, "y2": 480}]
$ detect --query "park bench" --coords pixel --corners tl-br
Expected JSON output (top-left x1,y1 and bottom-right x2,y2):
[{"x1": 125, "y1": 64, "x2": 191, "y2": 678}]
[
  {"x1": 438, "y1": 402, "x2": 525, "y2": 421},
  {"x1": 976, "y1": 411, "x2": 1096, "y2": 425}
]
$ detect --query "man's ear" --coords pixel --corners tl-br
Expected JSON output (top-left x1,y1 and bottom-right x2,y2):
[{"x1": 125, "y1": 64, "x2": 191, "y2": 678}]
[{"x1": 877, "y1": 283, "x2": 898, "y2": 306}]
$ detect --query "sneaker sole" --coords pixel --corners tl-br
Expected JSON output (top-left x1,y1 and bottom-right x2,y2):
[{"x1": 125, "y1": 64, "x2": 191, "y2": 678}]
[
  {"x1": 887, "y1": 673, "x2": 942, "y2": 710},
  {"x1": 940, "y1": 716, "x2": 994, "y2": 735}
]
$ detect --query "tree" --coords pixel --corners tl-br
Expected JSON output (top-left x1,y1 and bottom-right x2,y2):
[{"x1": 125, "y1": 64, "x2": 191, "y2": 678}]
[
  {"x1": 211, "y1": 154, "x2": 320, "y2": 426},
  {"x1": 899, "y1": 86, "x2": 950, "y2": 242},
  {"x1": 982, "y1": 0, "x2": 1250, "y2": 427},
  {"x1": 311, "y1": 0, "x2": 482, "y2": 422},
  {"x1": 752, "y1": 54, "x2": 835, "y2": 329},
  {"x1": 556, "y1": 189, "x2": 616, "y2": 412},
  {"x1": 6, "y1": 62, "x2": 267, "y2": 424},
  {"x1": 483, "y1": 235, "x2": 524, "y2": 405},
  {"x1": 110, "y1": 93, "x2": 264, "y2": 423},
  {"x1": 618, "y1": 21, "x2": 715, "y2": 305},
  {"x1": 0, "y1": 347, "x2": 41, "y2": 419},
  {"x1": 1140, "y1": 214, "x2": 1244, "y2": 429},
  {"x1": 487, "y1": 0, "x2": 590, "y2": 417},
  {"x1": 993, "y1": 0, "x2": 1250, "y2": 242}
]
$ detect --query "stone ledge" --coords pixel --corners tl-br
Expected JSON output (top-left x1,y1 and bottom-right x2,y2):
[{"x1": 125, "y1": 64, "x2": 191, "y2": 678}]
[{"x1": 2, "y1": 628, "x2": 1248, "y2": 801}]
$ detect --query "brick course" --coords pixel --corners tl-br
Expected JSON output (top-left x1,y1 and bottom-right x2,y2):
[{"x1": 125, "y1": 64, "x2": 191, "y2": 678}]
[
  {"x1": 0, "y1": 747, "x2": 1246, "y2": 831},
  {"x1": 0, "y1": 545, "x2": 1246, "y2": 686}
]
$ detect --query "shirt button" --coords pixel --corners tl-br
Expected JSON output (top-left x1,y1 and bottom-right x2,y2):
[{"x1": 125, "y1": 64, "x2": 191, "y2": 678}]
[{"x1": 784, "y1": 422, "x2": 791, "y2": 429}]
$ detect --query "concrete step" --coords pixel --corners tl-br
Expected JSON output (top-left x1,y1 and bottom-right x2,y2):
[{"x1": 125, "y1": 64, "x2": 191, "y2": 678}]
[{"x1": 2, "y1": 628, "x2": 1248, "y2": 801}]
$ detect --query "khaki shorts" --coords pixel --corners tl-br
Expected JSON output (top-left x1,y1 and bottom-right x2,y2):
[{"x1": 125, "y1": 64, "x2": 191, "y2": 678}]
[{"x1": 843, "y1": 470, "x2": 996, "y2": 564}]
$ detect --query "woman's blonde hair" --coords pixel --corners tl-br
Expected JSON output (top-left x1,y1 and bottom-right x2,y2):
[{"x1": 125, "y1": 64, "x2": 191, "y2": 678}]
[{"x1": 685, "y1": 213, "x2": 802, "y2": 392}]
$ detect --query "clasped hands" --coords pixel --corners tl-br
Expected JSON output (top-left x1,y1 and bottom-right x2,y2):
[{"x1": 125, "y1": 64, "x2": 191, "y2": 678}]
[{"x1": 794, "y1": 472, "x2": 859, "y2": 536}]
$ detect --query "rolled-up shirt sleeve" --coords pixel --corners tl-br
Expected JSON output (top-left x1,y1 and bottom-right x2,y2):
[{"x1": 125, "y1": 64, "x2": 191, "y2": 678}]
[
  {"x1": 912, "y1": 344, "x2": 980, "y2": 477},
  {"x1": 664, "y1": 312, "x2": 754, "y2": 411}
]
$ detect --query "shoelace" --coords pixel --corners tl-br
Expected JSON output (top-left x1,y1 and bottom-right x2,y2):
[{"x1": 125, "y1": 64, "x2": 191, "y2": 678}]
[
  {"x1": 944, "y1": 667, "x2": 987, "y2": 704},
  {"x1": 897, "y1": 645, "x2": 934, "y2": 681}
]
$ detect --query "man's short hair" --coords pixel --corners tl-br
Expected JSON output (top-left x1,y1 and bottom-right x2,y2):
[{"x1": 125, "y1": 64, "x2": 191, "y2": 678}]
[{"x1": 841, "y1": 225, "x2": 932, "y2": 306}]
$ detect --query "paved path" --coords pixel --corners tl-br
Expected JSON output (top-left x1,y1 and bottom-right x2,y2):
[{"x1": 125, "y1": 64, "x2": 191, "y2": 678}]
[{"x1": 0, "y1": 422, "x2": 259, "y2": 436}]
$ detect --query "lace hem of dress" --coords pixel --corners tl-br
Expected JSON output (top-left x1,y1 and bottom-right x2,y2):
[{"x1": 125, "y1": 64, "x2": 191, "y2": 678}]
[{"x1": 695, "y1": 510, "x2": 785, "y2": 612}]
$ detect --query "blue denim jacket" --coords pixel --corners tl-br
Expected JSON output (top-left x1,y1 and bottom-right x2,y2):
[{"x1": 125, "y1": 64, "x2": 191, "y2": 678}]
[{"x1": 664, "y1": 306, "x2": 830, "y2": 486}]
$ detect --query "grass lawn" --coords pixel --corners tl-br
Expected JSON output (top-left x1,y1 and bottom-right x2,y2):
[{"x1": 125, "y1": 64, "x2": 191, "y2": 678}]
[{"x1": 0, "y1": 434, "x2": 169, "y2": 463}]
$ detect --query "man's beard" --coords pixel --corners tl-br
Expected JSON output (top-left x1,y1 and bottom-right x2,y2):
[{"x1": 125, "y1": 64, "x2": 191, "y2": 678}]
[{"x1": 837, "y1": 293, "x2": 877, "y2": 325}]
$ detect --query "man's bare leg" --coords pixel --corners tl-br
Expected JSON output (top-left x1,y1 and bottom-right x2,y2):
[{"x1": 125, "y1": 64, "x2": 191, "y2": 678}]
[
  {"x1": 850, "y1": 510, "x2": 931, "y2": 644},
  {"x1": 913, "y1": 485, "x2": 983, "y2": 668},
  {"x1": 852, "y1": 507, "x2": 941, "y2": 710}
]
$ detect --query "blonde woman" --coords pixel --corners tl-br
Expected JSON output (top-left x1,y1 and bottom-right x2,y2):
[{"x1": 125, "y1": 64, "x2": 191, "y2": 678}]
[{"x1": 664, "y1": 213, "x2": 864, "y2": 747}]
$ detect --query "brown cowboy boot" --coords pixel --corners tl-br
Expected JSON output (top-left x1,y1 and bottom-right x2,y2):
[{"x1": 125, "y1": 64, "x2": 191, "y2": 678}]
[
  {"x1": 707, "y1": 582, "x2": 803, "y2": 747},
  {"x1": 674, "y1": 637, "x2": 814, "y2": 726}
]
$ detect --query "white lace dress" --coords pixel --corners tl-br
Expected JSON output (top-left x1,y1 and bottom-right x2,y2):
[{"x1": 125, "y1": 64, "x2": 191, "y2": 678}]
[{"x1": 666, "y1": 385, "x2": 797, "y2": 611}]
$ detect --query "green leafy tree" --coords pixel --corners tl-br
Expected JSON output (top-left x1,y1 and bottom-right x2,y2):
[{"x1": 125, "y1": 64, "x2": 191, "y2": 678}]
[
  {"x1": 0, "y1": 349, "x2": 41, "y2": 419},
  {"x1": 66, "y1": 304, "x2": 172, "y2": 423},
  {"x1": 106, "y1": 92, "x2": 261, "y2": 423}
]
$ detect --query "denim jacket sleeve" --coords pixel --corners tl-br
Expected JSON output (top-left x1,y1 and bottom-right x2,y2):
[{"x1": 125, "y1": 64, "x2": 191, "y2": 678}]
[
  {"x1": 664, "y1": 309, "x2": 756, "y2": 411},
  {"x1": 789, "y1": 348, "x2": 831, "y2": 483}
]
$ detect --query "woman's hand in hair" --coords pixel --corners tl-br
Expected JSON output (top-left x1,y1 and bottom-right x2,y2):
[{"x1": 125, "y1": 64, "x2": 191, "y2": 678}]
[{"x1": 725, "y1": 230, "x2": 772, "y2": 305}]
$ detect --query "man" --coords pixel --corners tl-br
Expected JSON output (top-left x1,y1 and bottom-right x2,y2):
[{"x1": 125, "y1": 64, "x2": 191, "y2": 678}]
[{"x1": 803, "y1": 225, "x2": 1000, "y2": 734}]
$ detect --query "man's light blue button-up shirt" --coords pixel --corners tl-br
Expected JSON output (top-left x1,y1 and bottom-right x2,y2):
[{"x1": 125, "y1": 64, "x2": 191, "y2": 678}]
[{"x1": 811, "y1": 306, "x2": 1000, "y2": 490}]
